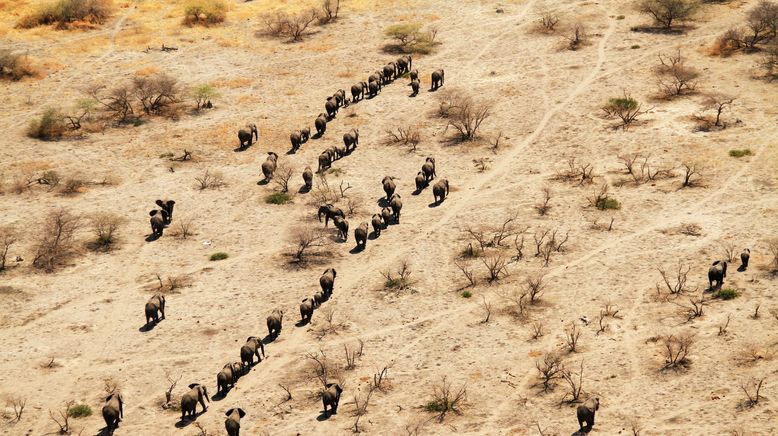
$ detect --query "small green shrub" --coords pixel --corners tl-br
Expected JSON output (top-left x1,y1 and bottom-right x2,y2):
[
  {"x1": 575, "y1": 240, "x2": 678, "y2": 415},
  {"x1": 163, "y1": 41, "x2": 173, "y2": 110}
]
[
  {"x1": 424, "y1": 399, "x2": 446, "y2": 412},
  {"x1": 17, "y1": 0, "x2": 114, "y2": 29},
  {"x1": 265, "y1": 192, "x2": 291, "y2": 204},
  {"x1": 209, "y1": 252, "x2": 228, "y2": 261},
  {"x1": 462, "y1": 290, "x2": 472, "y2": 298},
  {"x1": 729, "y1": 149, "x2": 752, "y2": 158},
  {"x1": 27, "y1": 108, "x2": 66, "y2": 139},
  {"x1": 715, "y1": 288, "x2": 738, "y2": 300},
  {"x1": 384, "y1": 278, "x2": 400, "y2": 288},
  {"x1": 631, "y1": 44, "x2": 641, "y2": 49},
  {"x1": 384, "y1": 22, "x2": 440, "y2": 54},
  {"x1": 191, "y1": 84, "x2": 219, "y2": 110},
  {"x1": 461, "y1": 244, "x2": 481, "y2": 258},
  {"x1": 184, "y1": 0, "x2": 227, "y2": 26},
  {"x1": 68, "y1": 404, "x2": 92, "y2": 418},
  {"x1": 617, "y1": 15, "x2": 625, "y2": 20},
  {"x1": 596, "y1": 198, "x2": 621, "y2": 210}
]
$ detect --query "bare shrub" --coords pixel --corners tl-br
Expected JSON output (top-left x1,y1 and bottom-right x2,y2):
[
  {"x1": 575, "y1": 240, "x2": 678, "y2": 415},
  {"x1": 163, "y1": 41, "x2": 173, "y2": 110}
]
[
  {"x1": 680, "y1": 161, "x2": 703, "y2": 188},
  {"x1": 49, "y1": 400, "x2": 74, "y2": 434},
  {"x1": 536, "y1": 352, "x2": 563, "y2": 392},
  {"x1": 535, "y1": 186, "x2": 552, "y2": 216},
  {"x1": 440, "y1": 92, "x2": 493, "y2": 141},
  {"x1": 319, "y1": 0, "x2": 340, "y2": 24},
  {"x1": 384, "y1": 126, "x2": 421, "y2": 151},
  {"x1": 0, "y1": 226, "x2": 18, "y2": 272},
  {"x1": 740, "y1": 377, "x2": 766, "y2": 408},
  {"x1": 718, "y1": 314, "x2": 731, "y2": 336},
  {"x1": 638, "y1": 0, "x2": 700, "y2": 29},
  {"x1": 381, "y1": 260, "x2": 416, "y2": 291},
  {"x1": 564, "y1": 323, "x2": 582, "y2": 352},
  {"x1": 655, "y1": 50, "x2": 699, "y2": 97},
  {"x1": 481, "y1": 255, "x2": 509, "y2": 282},
  {"x1": 701, "y1": 93, "x2": 735, "y2": 127},
  {"x1": 194, "y1": 169, "x2": 225, "y2": 190},
  {"x1": 537, "y1": 10, "x2": 560, "y2": 33},
  {"x1": 588, "y1": 183, "x2": 620, "y2": 210},
  {"x1": 500, "y1": 288, "x2": 528, "y2": 319},
  {"x1": 352, "y1": 384, "x2": 374, "y2": 433},
  {"x1": 289, "y1": 226, "x2": 329, "y2": 264},
  {"x1": 554, "y1": 157, "x2": 595, "y2": 185},
  {"x1": 162, "y1": 371, "x2": 182, "y2": 409},
  {"x1": 87, "y1": 84, "x2": 134, "y2": 123},
  {"x1": 472, "y1": 157, "x2": 489, "y2": 172},
  {"x1": 454, "y1": 260, "x2": 477, "y2": 287},
  {"x1": 311, "y1": 174, "x2": 339, "y2": 205},
  {"x1": 602, "y1": 93, "x2": 651, "y2": 129},
  {"x1": 273, "y1": 163, "x2": 294, "y2": 193},
  {"x1": 768, "y1": 238, "x2": 778, "y2": 271},
  {"x1": 0, "y1": 50, "x2": 38, "y2": 80},
  {"x1": 657, "y1": 262, "x2": 691, "y2": 296},
  {"x1": 33, "y1": 209, "x2": 81, "y2": 272},
  {"x1": 760, "y1": 42, "x2": 778, "y2": 81},
  {"x1": 261, "y1": 10, "x2": 319, "y2": 42},
  {"x1": 480, "y1": 296, "x2": 493, "y2": 324},
  {"x1": 170, "y1": 217, "x2": 195, "y2": 240},
  {"x1": 8, "y1": 396, "x2": 26, "y2": 422},
  {"x1": 531, "y1": 322, "x2": 544, "y2": 340},
  {"x1": 561, "y1": 359, "x2": 585, "y2": 403},
  {"x1": 566, "y1": 22, "x2": 587, "y2": 50},
  {"x1": 743, "y1": 1, "x2": 778, "y2": 49},
  {"x1": 305, "y1": 349, "x2": 340, "y2": 386},
  {"x1": 133, "y1": 73, "x2": 180, "y2": 116},
  {"x1": 681, "y1": 294, "x2": 706, "y2": 321},
  {"x1": 661, "y1": 332, "x2": 694, "y2": 369},
  {"x1": 526, "y1": 273, "x2": 546, "y2": 304},
  {"x1": 424, "y1": 376, "x2": 466, "y2": 423},
  {"x1": 88, "y1": 213, "x2": 124, "y2": 251},
  {"x1": 464, "y1": 213, "x2": 522, "y2": 250}
]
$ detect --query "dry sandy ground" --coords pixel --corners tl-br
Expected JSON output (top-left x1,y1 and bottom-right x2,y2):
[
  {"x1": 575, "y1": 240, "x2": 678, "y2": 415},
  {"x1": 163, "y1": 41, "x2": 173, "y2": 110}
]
[{"x1": 1, "y1": 0, "x2": 777, "y2": 435}]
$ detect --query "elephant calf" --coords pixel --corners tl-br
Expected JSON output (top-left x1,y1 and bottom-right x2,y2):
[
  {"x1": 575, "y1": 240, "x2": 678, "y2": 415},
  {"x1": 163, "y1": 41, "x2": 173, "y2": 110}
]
[
  {"x1": 225, "y1": 408, "x2": 246, "y2": 436},
  {"x1": 267, "y1": 309, "x2": 283, "y2": 338},
  {"x1": 318, "y1": 204, "x2": 345, "y2": 227},
  {"x1": 741, "y1": 248, "x2": 750, "y2": 269},
  {"x1": 145, "y1": 294, "x2": 166, "y2": 327},
  {"x1": 389, "y1": 194, "x2": 403, "y2": 223},
  {"x1": 102, "y1": 392, "x2": 123, "y2": 434},
  {"x1": 372, "y1": 214, "x2": 384, "y2": 237},
  {"x1": 238, "y1": 123, "x2": 258, "y2": 149},
  {"x1": 409, "y1": 79, "x2": 420, "y2": 96},
  {"x1": 240, "y1": 337, "x2": 265, "y2": 367},
  {"x1": 576, "y1": 397, "x2": 599, "y2": 431},
  {"x1": 319, "y1": 268, "x2": 337, "y2": 295},
  {"x1": 181, "y1": 384, "x2": 209, "y2": 421},
  {"x1": 322, "y1": 383, "x2": 343, "y2": 417},
  {"x1": 415, "y1": 172, "x2": 427, "y2": 193},
  {"x1": 300, "y1": 298, "x2": 315, "y2": 323},
  {"x1": 354, "y1": 222, "x2": 369, "y2": 250},
  {"x1": 431, "y1": 69, "x2": 445, "y2": 91}
]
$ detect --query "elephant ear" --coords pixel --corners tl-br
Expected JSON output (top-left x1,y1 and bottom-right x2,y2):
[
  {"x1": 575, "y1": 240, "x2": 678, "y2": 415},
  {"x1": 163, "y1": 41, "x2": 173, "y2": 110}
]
[
  {"x1": 237, "y1": 408, "x2": 246, "y2": 418},
  {"x1": 336, "y1": 385, "x2": 343, "y2": 394},
  {"x1": 188, "y1": 383, "x2": 199, "y2": 389},
  {"x1": 332, "y1": 269, "x2": 337, "y2": 278},
  {"x1": 149, "y1": 210, "x2": 158, "y2": 217},
  {"x1": 105, "y1": 394, "x2": 114, "y2": 402},
  {"x1": 155, "y1": 199, "x2": 164, "y2": 207},
  {"x1": 225, "y1": 409, "x2": 234, "y2": 417}
]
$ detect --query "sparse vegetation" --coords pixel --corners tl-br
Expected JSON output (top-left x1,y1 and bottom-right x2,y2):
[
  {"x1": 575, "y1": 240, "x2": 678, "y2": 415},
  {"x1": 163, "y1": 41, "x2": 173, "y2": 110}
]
[
  {"x1": 384, "y1": 125, "x2": 421, "y2": 151},
  {"x1": 714, "y1": 288, "x2": 739, "y2": 300},
  {"x1": 289, "y1": 227, "x2": 329, "y2": 264},
  {"x1": 0, "y1": 50, "x2": 38, "y2": 80},
  {"x1": 729, "y1": 149, "x2": 753, "y2": 158},
  {"x1": 1, "y1": 226, "x2": 18, "y2": 272},
  {"x1": 17, "y1": 0, "x2": 114, "y2": 29},
  {"x1": 537, "y1": 11, "x2": 560, "y2": 33},
  {"x1": 602, "y1": 93, "x2": 650, "y2": 128},
  {"x1": 88, "y1": 213, "x2": 123, "y2": 251},
  {"x1": 191, "y1": 84, "x2": 218, "y2": 110},
  {"x1": 384, "y1": 22, "x2": 440, "y2": 54},
  {"x1": 67, "y1": 403, "x2": 92, "y2": 418},
  {"x1": 536, "y1": 351, "x2": 564, "y2": 392},
  {"x1": 209, "y1": 252, "x2": 228, "y2": 261},
  {"x1": 33, "y1": 209, "x2": 82, "y2": 272},
  {"x1": 184, "y1": 0, "x2": 227, "y2": 26},
  {"x1": 637, "y1": 0, "x2": 700, "y2": 30},
  {"x1": 661, "y1": 332, "x2": 694, "y2": 369},
  {"x1": 589, "y1": 183, "x2": 621, "y2": 210},
  {"x1": 261, "y1": 9, "x2": 319, "y2": 42},
  {"x1": 27, "y1": 108, "x2": 67, "y2": 140},
  {"x1": 424, "y1": 376, "x2": 466, "y2": 422},
  {"x1": 740, "y1": 377, "x2": 765, "y2": 407},
  {"x1": 194, "y1": 170, "x2": 226, "y2": 190},
  {"x1": 655, "y1": 50, "x2": 700, "y2": 97},
  {"x1": 265, "y1": 192, "x2": 292, "y2": 204},
  {"x1": 381, "y1": 260, "x2": 416, "y2": 290},
  {"x1": 566, "y1": 22, "x2": 588, "y2": 50},
  {"x1": 439, "y1": 92, "x2": 493, "y2": 141}
]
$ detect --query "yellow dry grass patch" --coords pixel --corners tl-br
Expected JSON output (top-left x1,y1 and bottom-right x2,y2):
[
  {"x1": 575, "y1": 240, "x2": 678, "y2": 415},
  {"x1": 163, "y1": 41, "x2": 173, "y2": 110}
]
[
  {"x1": 134, "y1": 66, "x2": 159, "y2": 76},
  {"x1": 7, "y1": 160, "x2": 54, "y2": 172},
  {"x1": 212, "y1": 76, "x2": 253, "y2": 89},
  {"x1": 216, "y1": 37, "x2": 242, "y2": 48},
  {"x1": 59, "y1": 35, "x2": 111, "y2": 55},
  {"x1": 236, "y1": 95, "x2": 261, "y2": 105}
]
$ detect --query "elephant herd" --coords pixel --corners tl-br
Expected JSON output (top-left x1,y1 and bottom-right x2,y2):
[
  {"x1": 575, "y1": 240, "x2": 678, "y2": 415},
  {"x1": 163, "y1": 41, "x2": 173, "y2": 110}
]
[{"x1": 708, "y1": 248, "x2": 750, "y2": 290}]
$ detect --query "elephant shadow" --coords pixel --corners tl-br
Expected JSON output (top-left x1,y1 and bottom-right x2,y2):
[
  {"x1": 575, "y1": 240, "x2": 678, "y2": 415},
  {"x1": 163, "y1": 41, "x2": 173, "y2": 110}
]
[
  {"x1": 138, "y1": 322, "x2": 157, "y2": 333},
  {"x1": 175, "y1": 412, "x2": 206, "y2": 427},
  {"x1": 211, "y1": 389, "x2": 231, "y2": 402},
  {"x1": 295, "y1": 319, "x2": 311, "y2": 328},
  {"x1": 233, "y1": 145, "x2": 250, "y2": 153},
  {"x1": 369, "y1": 232, "x2": 379, "y2": 240},
  {"x1": 256, "y1": 179, "x2": 270, "y2": 186},
  {"x1": 428, "y1": 200, "x2": 442, "y2": 208},
  {"x1": 409, "y1": 91, "x2": 418, "y2": 98},
  {"x1": 97, "y1": 426, "x2": 117, "y2": 436},
  {"x1": 737, "y1": 265, "x2": 747, "y2": 272},
  {"x1": 316, "y1": 410, "x2": 335, "y2": 421},
  {"x1": 286, "y1": 149, "x2": 297, "y2": 155},
  {"x1": 412, "y1": 188, "x2": 424, "y2": 196},
  {"x1": 298, "y1": 185, "x2": 311, "y2": 194},
  {"x1": 144, "y1": 233, "x2": 161, "y2": 242},
  {"x1": 349, "y1": 245, "x2": 365, "y2": 254},
  {"x1": 377, "y1": 198, "x2": 390, "y2": 207},
  {"x1": 262, "y1": 334, "x2": 278, "y2": 345},
  {"x1": 572, "y1": 428, "x2": 591, "y2": 435}
]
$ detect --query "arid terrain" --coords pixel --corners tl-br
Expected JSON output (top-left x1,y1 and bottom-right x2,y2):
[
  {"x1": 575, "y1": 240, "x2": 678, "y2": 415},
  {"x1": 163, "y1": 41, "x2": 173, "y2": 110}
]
[{"x1": 1, "y1": 0, "x2": 777, "y2": 435}]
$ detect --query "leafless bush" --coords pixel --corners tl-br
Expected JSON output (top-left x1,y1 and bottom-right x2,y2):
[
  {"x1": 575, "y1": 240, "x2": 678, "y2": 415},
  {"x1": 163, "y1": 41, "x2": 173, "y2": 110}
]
[
  {"x1": 305, "y1": 349, "x2": 335, "y2": 387},
  {"x1": 193, "y1": 422, "x2": 208, "y2": 436},
  {"x1": 661, "y1": 332, "x2": 694, "y2": 369},
  {"x1": 596, "y1": 311, "x2": 608, "y2": 335},
  {"x1": 538, "y1": 10, "x2": 560, "y2": 33},
  {"x1": 454, "y1": 260, "x2": 477, "y2": 287},
  {"x1": 629, "y1": 418, "x2": 644, "y2": 436},
  {"x1": 261, "y1": 9, "x2": 319, "y2": 42},
  {"x1": 654, "y1": 50, "x2": 699, "y2": 97},
  {"x1": 679, "y1": 223, "x2": 702, "y2": 236},
  {"x1": 554, "y1": 156, "x2": 596, "y2": 185},
  {"x1": 683, "y1": 294, "x2": 706, "y2": 321},
  {"x1": 481, "y1": 255, "x2": 509, "y2": 282},
  {"x1": 564, "y1": 323, "x2": 582, "y2": 352},
  {"x1": 162, "y1": 371, "x2": 182, "y2": 409},
  {"x1": 531, "y1": 322, "x2": 544, "y2": 340},
  {"x1": 345, "y1": 196, "x2": 363, "y2": 216},
  {"x1": 472, "y1": 157, "x2": 489, "y2": 172},
  {"x1": 464, "y1": 213, "x2": 522, "y2": 250},
  {"x1": 87, "y1": 84, "x2": 134, "y2": 123},
  {"x1": 288, "y1": 227, "x2": 329, "y2": 265},
  {"x1": 535, "y1": 186, "x2": 552, "y2": 215},
  {"x1": 701, "y1": 93, "x2": 735, "y2": 128},
  {"x1": 170, "y1": 217, "x2": 195, "y2": 240},
  {"x1": 480, "y1": 296, "x2": 493, "y2": 323},
  {"x1": 0, "y1": 226, "x2": 18, "y2": 272},
  {"x1": 680, "y1": 161, "x2": 703, "y2": 188},
  {"x1": 49, "y1": 400, "x2": 74, "y2": 434},
  {"x1": 740, "y1": 377, "x2": 765, "y2": 407},
  {"x1": 525, "y1": 273, "x2": 546, "y2": 304},
  {"x1": 536, "y1": 352, "x2": 564, "y2": 392},
  {"x1": 588, "y1": 183, "x2": 616, "y2": 210},
  {"x1": 384, "y1": 126, "x2": 420, "y2": 151},
  {"x1": 319, "y1": 0, "x2": 340, "y2": 24},
  {"x1": 372, "y1": 364, "x2": 392, "y2": 392},
  {"x1": 311, "y1": 174, "x2": 339, "y2": 205},
  {"x1": 273, "y1": 163, "x2": 294, "y2": 193},
  {"x1": 760, "y1": 43, "x2": 778, "y2": 81},
  {"x1": 133, "y1": 74, "x2": 179, "y2": 115},
  {"x1": 566, "y1": 22, "x2": 587, "y2": 50},
  {"x1": 440, "y1": 92, "x2": 493, "y2": 141},
  {"x1": 194, "y1": 169, "x2": 225, "y2": 190},
  {"x1": 638, "y1": 0, "x2": 700, "y2": 29},
  {"x1": 352, "y1": 384, "x2": 375, "y2": 433},
  {"x1": 561, "y1": 359, "x2": 585, "y2": 403},
  {"x1": 88, "y1": 213, "x2": 124, "y2": 251},
  {"x1": 601, "y1": 302, "x2": 622, "y2": 318},
  {"x1": 381, "y1": 260, "x2": 416, "y2": 290},
  {"x1": 8, "y1": 396, "x2": 26, "y2": 422},
  {"x1": 718, "y1": 313, "x2": 731, "y2": 336},
  {"x1": 513, "y1": 233, "x2": 526, "y2": 261},
  {"x1": 33, "y1": 209, "x2": 81, "y2": 272},
  {"x1": 425, "y1": 376, "x2": 466, "y2": 423},
  {"x1": 657, "y1": 262, "x2": 691, "y2": 296}
]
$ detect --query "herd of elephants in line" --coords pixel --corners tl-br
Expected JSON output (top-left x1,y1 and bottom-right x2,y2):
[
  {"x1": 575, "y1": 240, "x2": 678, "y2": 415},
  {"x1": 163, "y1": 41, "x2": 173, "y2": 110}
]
[{"x1": 117, "y1": 55, "x2": 451, "y2": 435}]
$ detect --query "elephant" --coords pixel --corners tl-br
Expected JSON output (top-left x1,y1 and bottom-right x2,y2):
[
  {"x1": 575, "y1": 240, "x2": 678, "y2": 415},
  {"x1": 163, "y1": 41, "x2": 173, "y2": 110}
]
[
  {"x1": 145, "y1": 294, "x2": 166, "y2": 327},
  {"x1": 313, "y1": 289, "x2": 325, "y2": 307},
  {"x1": 333, "y1": 89, "x2": 346, "y2": 108},
  {"x1": 261, "y1": 152, "x2": 278, "y2": 182},
  {"x1": 372, "y1": 214, "x2": 384, "y2": 237},
  {"x1": 322, "y1": 383, "x2": 343, "y2": 417},
  {"x1": 433, "y1": 179, "x2": 449, "y2": 204},
  {"x1": 302, "y1": 167, "x2": 313, "y2": 191},
  {"x1": 343, "y1": 129, "x2": 359, "y2": 153},
  {"x1": 231, "y1": 362, "x2": 246, "y2": 379},
  {"x1": 333, "y1": 216, "x2": 349, "y2": 241},
  {"x1": 396, "y1": 55, "x2": 412, "y2": 74},
  {"x1": 320, "y1": 268, "x2": 337, "y2": 295},
  {"x1": 225, "y1": 408, "x2": 246, "y2": 436},
  {"x1": 354, "y1": 222, "x2": 368, "y2": 249},
  {"x1": 238, "y1": 124, "x2": 258, "y2": 149},
  {"x1": 368, "y1": 80, "x2": 380, "y2": 98},
  {"x1": 300, "y1": 298, "x2": 315, "y2": 323},
  {"x1": 318, "y1": 204, "x2": 345, "y2": 227},
  {"x1": 368, "y1": 73, "x2": 383, "y2": 88},
  {"x1": 576, "y1": 397, "x2": 599, "y2": 431},
  {"x1": 383, "y1": 64, "x2": 396, "y2": 83},
  {"x1": 325, "y1": 145, "x2": 339, "y2": 160},
  {"x1": 381, "y1": 207, "x2": 393, "y2": 225},
  {"x1": 217, "y1": 363, "x2": 236, "y2": 394},
  {"x1": 382, "y1": 176, "x2": 396, "y2": 200},
  {"x1": 315, "y1": 113, "x2": 327, "y2": 136},
  {"x1": 741, "y1": 248, "x2": 750, "y2": 269},
  {"x1": 431, "y1": 69, "x2": 445, "y2": 91},
  {"x1": 415, "y1": 172, "x2": 427, "y2": 192},
  {"x1": 101, "y1": 392, "x2": 123, "y2": 434},
  {"x1": 389, "y1": 194, "x2": 403, "y2": 223},
  {"x1": 267, "y1": 309, "x2": 283, "y2": 338},
  {"x1": 351, "y1": 82, "x2": 367, "y2": 102},
  {"x1": 240, "y1": 337, "x2": 265, "y2": 367},
  {"x1": 325, "y1": 98, "x2": 338, "y2": 120},
  {"x1": 301, "y1": 127, "x2": 311, "y2": 143},
  {"x1": 181, "y1": 383, "x2": 210, "y2": 420},
  {"x1": 318, "y1": 151, "x2": 333, "y2": 173},
  {"x1": 409, "y1": 68, "x2": 419, "y2": 81},
  {"x1": 149, "y1": 210, "x2": 165, "y2": 237},
  {"x1": 422, "y1": 157, "x2": 436, "y2": 181},
  {"x1": 155, "y1": 199, "x2": 176, "y2": 224},
  {"x1": 409, "y1": 79, "x2": 420, "y2": 96},
  {"x1": 708, "y1": 260, "x2": 727, "y2": 290},
  {"x1": 290, "y1": 130, "x2": 304, "y2": 152}
]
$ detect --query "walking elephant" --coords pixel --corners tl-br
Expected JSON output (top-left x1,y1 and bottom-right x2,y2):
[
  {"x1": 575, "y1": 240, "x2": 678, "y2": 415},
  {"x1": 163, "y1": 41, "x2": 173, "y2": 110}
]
[
  {"x1": 144, "y1": 294, "x2": 165, "y2": 327},
  {"x1": 325, "y1": 98, "x2": 338, "y2": 120},
  {"x1": 372, "y1": 214, "x2": 384, "y2": 237},
  {"x1": 422, "y1": 157, "x2": 436, "y2": 181},
  {"x1": 708, "y1": 260, "x2": 727, "y2": 290},
  {"x1": 216, "y1": 363, "x2": 236, "y2": 395},
  {"x1": 154, "y1": 199, "x2": 176, "y2": 224},
  {"x1": 102, "y1": 392, "x2": 124, "y2": 434},
  {"x1": 433, "y1": 179, "x2": 449, "y2": 204},
  {"x1": 225, "y1": 408, "x2": 246, "y2": 436},
  {"x1": 300, "y1": 298, "x2": 315, "y2": 323},
  {"x1": 267, "y1": 309, "x2": 283, "y2": 338},
  {"x1": 181, "y1": 384, "x2": 210, "y2": 420},
  {"x1": 318, "y1": 151, "x2": 333, "y2": 173},
  {"x1": 318, "y1": 204, "x2": 345, "y2": 227},
  {"x1": 409, "y1": 68, "x2": 419, "y2": 81},
  {"x1": 368, "y1": 80, "x2": 380, "y2": 98},
  {"x1": 576, "y1": 397, "x2": 599, "y2": 431},
  {"x1": 415, "y1": 172, "x2": 427, "y2": 193},
  {"x1": 409, "y1": 79, "x2": 420, "y2": 96},
  {"x1": 740, "y1": 248, "x2": 750, "y2": 270},
  {"x1": 343, "y1": 129, "x2": 359, "y2": 153},
  {"x1": 290, "y1": 130, "x2": 304, "y2": 152},
  {"x1": 149, "y1": 210, "x2": 165, "y2": 237},
  {"x1": 351, "y1": 82, "x2": 367, "y2": 102},
  {"x1": 238, "y1": 124, "x2": 258, "y2": 149},
  {"x1": 260, "y1": 152, "x2": 278, "y2": 182},
  {"x1": 381, "y1": 207, "x2": 393, "y2": 225},
  {"x1": 334, "y1": 216, "x2": 349, "y2": 242},
  {"x1": 240, "y1": 337, "x2": 265, "y2": 367},
  {"x1": 320, "y1": 268, "x2": 337, "y2": 295},
  {"x1": 322, "y1": 383, "x2": 343, "y2": 417},
  {"x1": 302, "y1": 167, "x2": 313, "y2": 191},
  {"x1": 354, "y1": 222, "x2": 368, "y2": 250},
  {"x1": 431, "y1": 69, "x2": 445, "y2": 91},
  {"x1": 389, "y1": 194, "x2": 403, "y2": 223},
  {"x1": 315, "y1": 113, "x2": 327, "y2": 136},
  {"x1": 382, "y1": 176, "x2": 396, "y2": 200}
]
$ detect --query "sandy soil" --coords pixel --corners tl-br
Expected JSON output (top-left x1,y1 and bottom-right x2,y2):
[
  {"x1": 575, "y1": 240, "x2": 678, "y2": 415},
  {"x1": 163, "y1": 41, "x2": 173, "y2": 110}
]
[{"x1": 1, "y1": 0, "x2": 777, "y2": 435}]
